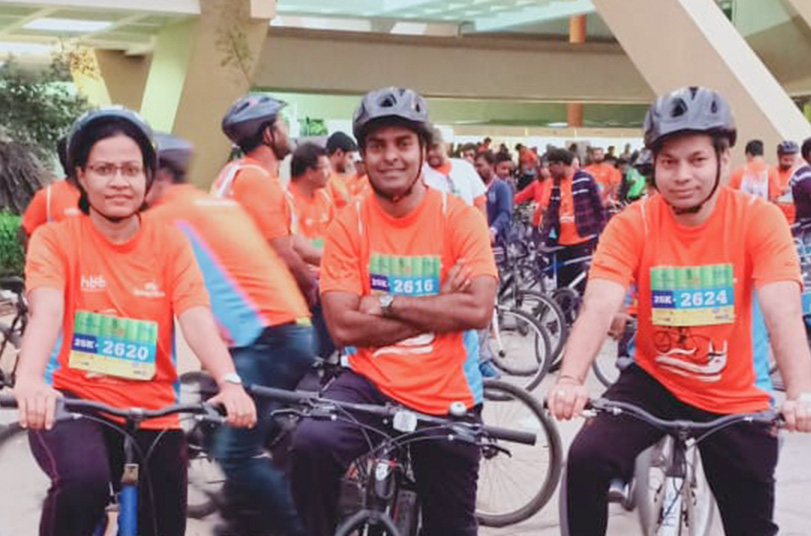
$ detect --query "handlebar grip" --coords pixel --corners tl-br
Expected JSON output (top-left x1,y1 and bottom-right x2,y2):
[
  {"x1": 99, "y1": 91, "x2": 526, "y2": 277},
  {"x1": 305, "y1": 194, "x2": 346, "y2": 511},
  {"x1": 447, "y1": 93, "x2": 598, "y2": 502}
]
[
  {"x1": 0, "y1": 395, "x2": 17, "y2": 408},
  {"x1": 481, "y1": 424, "x2": 536, "y2": 445},
  {"x1": 246, "y1": 384, "x2": 313, "y2": 406}
]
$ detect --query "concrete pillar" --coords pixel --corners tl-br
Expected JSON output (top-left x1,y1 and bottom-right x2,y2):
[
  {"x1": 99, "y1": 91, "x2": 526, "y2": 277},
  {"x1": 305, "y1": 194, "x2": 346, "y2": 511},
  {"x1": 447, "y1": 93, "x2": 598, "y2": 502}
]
[
  {"x1": 68, "y1": 47, "x2": 111, "y2": 107},
  {"x1": 566, "y1": 15, "x2": 586, "y2": 127},
  {"x1": 592, "y1": 0, "x2": 811, "y2": 163},
  {"x1": 140, "y1": 0, "x2": 273, "y2": 186},
  {"x1": 95, "y1": 50, "x2": 151, "y2": 111}
]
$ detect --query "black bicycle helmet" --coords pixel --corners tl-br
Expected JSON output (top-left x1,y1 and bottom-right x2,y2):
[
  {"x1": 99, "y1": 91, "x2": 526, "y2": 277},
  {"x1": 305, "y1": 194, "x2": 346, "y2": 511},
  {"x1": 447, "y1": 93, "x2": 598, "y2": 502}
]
[
  {"x1": 643, "y1": 86, "x2": 737, "y2": 150},
  {"x1": 67, "y1": 106, "x2": 156, "y2": 176},
  {"x1": 777, "y1": 140, "x2": 799, "y2": 155},
  {"x1": 156, "y1": 133, "x2": 194, "y2": 175},
  {"x1": 352, "y1": 87, "x2": 431, "y2": 146},
  {"x1": 633, "y1": 149, "x2": 653, "y2": 169},
  {"x1": 222, "y1": 94, "x2": 287, "y2": 145}
]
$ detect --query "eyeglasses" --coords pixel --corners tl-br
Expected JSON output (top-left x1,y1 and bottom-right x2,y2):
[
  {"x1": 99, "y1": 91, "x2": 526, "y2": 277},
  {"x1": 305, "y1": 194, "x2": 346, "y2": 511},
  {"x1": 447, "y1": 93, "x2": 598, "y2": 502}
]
[{"x1": 86, "y1": 163, "x2": 145, "y2": 179}]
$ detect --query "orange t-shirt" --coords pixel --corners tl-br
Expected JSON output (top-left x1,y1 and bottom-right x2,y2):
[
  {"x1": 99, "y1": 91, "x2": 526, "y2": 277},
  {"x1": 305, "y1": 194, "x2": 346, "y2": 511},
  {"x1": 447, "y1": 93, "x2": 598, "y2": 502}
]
[
  {"x1": 149, "y1": 184, "x2": 310, "y2": 347},
  {"x1": 210, "y1": 157, "x2": 291, "y2": 241},
  {"x1": 25, "y1": 215, "x2": 210, "y2": 429},
  {"x1": 772, "y1": 165, "x2": 798, "y2": 224},
  {"x1": 328, "y1": 173, "x2": 351, "y2": 209},
  {"x1": 585, "y1": 163, "x2": 621, "y2": 203},
  {"x1": 514, "y1": 180, "x2": 551, "y2": 226},
  {"x1": 346, "y1": 173, "x2": 371, "y2": 199},
  {"x1": 286, "y1": 182, "x2": 335, "y2": 250},
  {"x1": 320, "y1": 188, "x2": 498, "y2": 415},
  {"x1": 589, "y1": 188, "x2": 801, "y2": 414},
  {"x1": 21, "y1": 180, "x2": 81, "y2": 236},
  {"x1": 728, "y1": 158, "x2": 780, "y2": 201}
]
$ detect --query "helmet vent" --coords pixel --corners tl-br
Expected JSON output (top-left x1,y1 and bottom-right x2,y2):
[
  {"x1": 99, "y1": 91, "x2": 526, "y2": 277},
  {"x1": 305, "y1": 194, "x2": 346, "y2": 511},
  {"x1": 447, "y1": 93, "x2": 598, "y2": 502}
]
[
  {"x1": 670, "y1": 99, "x2": 688, "y2": 118},
  {"x1": 379, "y1": 95, "x2": 396, "y2": 108},
  {"x1": 710, "y1": 100, "x2": 718, "y2": 113}
]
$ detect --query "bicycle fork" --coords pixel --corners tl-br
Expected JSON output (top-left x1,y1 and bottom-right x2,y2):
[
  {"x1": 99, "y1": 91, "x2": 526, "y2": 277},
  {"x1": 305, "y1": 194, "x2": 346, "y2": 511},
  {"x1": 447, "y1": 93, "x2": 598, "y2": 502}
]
[
  {"x1": 658, "y1": 435, "x2": 688, "y2": 536},
  {"x1": 119, "y1": 433, "x2": 139, "y2": 536}
]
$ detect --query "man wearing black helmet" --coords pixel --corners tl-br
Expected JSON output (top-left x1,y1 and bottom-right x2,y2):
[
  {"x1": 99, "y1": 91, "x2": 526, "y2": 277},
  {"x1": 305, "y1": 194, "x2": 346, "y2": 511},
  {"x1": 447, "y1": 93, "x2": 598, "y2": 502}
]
[
  {"x1": 290, "y1": 87, "x2": 498, "y2": 536},
  {"x1": 212, "y1": 94, "x2": 318, "y2": 306},
  {"x1": 773, "y1": 140, "x2": 801, "y2": 223},
  {"x1": 791, "y1": 138, "x2": 811, "y2": 223},
  {"x1": 549, "y1": 87, "x2": 811, "y2": 536}
]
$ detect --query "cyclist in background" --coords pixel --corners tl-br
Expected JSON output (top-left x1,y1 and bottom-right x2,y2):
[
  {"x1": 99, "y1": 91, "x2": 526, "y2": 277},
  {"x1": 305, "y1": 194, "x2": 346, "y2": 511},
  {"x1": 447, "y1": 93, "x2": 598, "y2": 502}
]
[
  {"x1": 19, "y1": 136, "x2": 81, "y2": 247},
  {"x1": 424, "y1": 127, "x2": 487, "y2": 216},
  {"x1": 325, "y1": 131, "x2": 358, "y2": 208},
  {"x1": 539, "y1": 148, "x2": 605, "y2": 294},
  {"x1": 291, "y1": 87, "x2": 498, "y2": 536},
  {"x1": 147, "y1": 133, "x2": 314, "y2": 536},
  {"x1": 550, "y1": 86, "x2": 811, "y2": 536},
  {"x1": 729, "y1": 139, "x2": 780, "y2": 200},
  {"x1": 15, "y1": 108, "x2": 255, "y2": 536},
  {"x1": 212, "y1": 94, "x2": 318, "y2": 305},
  {"x1": 790, "y1": 137, "x2": 811, "y2": 224},
  {"x1": 772, "y1": 140, "x2": 801, "y2": 224}
]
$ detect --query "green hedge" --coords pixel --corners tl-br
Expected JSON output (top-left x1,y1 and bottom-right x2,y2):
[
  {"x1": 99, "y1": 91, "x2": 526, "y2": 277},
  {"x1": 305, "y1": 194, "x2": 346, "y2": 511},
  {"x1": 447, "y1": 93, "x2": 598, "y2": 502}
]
[{"x1": 0, "y1": 211, "x2": 24, "y2": 277}]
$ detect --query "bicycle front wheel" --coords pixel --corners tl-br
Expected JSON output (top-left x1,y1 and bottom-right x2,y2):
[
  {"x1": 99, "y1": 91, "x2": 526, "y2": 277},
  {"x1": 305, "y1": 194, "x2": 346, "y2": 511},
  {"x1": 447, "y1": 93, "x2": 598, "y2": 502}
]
[
  {"x1": 0, "y1": 422, "x2": 51, "y2": 536},
  {"x1": 488, "y1": 307, "x2": 552, "y2": 390},
  {"x1": 334, "y1": 509, "x2": 404, "y2": 536},
  {"x1": 477, "y1": 380, "x2": 563, "y2": 527},
  {"x1": 635, "y1": 438, "x2": 716, "y2": 536}
]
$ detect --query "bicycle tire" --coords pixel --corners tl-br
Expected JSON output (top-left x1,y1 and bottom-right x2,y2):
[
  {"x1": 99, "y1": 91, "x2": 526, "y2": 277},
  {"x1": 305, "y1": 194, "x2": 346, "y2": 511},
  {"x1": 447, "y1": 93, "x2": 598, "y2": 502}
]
[
  {"x1": 509, "y1": 290, "x2": 568, "y2": 367},
  {"x1": 591, "y1": 345, "x2": 622, "y2": 389},
  {"x1": 634, "y1": 438, "x2": 715, "y2": 536},
  {"x1": 333, "y1": 509, "x2": 403, "y2": 536},
  {"x1": 0, "y1": 322, "x2": 20, "y2": 388},
  {"x1": 478, "y1": 379, "x2": 563, "y2": 527},
  {"x1": 488, "y1": 308, "x2": 552, "y2": 391},
  {"x1": 179, "y1": 371, "x2": 222, "y2": 520}
]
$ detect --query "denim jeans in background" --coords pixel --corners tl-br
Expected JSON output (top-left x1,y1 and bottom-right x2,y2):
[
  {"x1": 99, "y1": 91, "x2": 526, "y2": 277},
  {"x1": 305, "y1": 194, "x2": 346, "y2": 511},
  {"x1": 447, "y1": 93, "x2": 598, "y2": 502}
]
[{"x1": 213, "y1": 323, "x2": 314, "y2": 536}]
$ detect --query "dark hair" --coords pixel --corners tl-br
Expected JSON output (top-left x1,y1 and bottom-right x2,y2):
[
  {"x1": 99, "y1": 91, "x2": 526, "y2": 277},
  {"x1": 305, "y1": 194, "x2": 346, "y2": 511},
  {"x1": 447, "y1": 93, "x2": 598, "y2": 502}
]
[
  {"x1": 160, "y1": 161, "x2": 187, "y2": 184},
  {"x1": 802, "y1": 137, "x2": 811, "y2": 161},
  {"x1": 57, "y1": 136, "x2": 69, "y2": 177},
  {"x1": 72, "y1": 118, "x2": 156, "y2": 215},
  {"x1": 326, "y1": 131, "x2": 358, "y2": 156},
  {"x1": 460, "y1": 142, "x2": 477, "y2": 154},
  {"x1": 494, "y1": 152, "x2": 512, "y2": 165},
  {"x1": 744, "y1": 139, "x2": 764, "y2": 157},
  {"x1": 291, "y1": 142, "x2": 328, "y2": 178},
  {"x1": 475, "y1": 150, "x2": 496, "y2": 166},
  {"x1": 546, "y1": 148, "x2": 575, "y2": 166},
  {"x1": 237, "y1": 120, "x2": 273, "y2": 153}
]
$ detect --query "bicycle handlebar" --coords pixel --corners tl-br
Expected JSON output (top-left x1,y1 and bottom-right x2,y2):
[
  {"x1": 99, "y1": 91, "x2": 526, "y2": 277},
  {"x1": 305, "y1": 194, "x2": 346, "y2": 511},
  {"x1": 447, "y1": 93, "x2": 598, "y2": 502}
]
[
  {"x1": 588, "y1": 399, "x2": 779, "y2": 433},
  {"x1": 246, "y1": 384, "x2": 536, "y2": 446},
  {"x1": 0, "y1": 395, "x2": 225, "y2": 424}
]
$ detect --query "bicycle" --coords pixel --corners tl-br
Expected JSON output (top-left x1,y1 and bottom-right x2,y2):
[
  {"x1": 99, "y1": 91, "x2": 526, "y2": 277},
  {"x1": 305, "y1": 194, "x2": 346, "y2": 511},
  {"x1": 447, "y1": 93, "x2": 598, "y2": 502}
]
[
  {"x1": 0, "y1": 276, "x2": 27, "y2": 388},
  {"x1": 559, "y1": 399, "x2": 779, "y2": 536},
  {"x1": 244, "y1": 382, "x2": 540, "y2": 536},
  {"x1": 183, "y1": 376, "x2": 563, "y2": 529},
  {"x1": 0, "y1": 394, "x2": 224, "y2": 536}
]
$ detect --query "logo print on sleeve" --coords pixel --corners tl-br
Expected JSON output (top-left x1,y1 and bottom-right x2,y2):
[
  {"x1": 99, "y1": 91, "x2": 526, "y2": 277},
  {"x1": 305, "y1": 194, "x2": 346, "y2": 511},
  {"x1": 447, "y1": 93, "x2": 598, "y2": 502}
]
[{"x1": 69, "y1": 311, "x2": 158, "y2": 381}]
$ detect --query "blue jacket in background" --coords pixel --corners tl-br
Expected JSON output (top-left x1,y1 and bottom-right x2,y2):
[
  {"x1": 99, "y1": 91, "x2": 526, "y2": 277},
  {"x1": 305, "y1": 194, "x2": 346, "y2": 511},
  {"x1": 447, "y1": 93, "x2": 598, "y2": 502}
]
[{"x1": 486, "y1": 178, "x2": 513, "y2": 243}]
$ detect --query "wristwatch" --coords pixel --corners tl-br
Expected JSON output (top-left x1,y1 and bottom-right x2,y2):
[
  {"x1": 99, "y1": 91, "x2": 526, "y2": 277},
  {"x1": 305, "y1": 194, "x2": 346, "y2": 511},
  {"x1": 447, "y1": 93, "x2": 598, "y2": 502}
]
[
  {"x1": 379, "y1": 294, "x2": 396, "y2": 317},
  {"x1": 221, "y1": 372, "x2": 243, "y2": 386}
]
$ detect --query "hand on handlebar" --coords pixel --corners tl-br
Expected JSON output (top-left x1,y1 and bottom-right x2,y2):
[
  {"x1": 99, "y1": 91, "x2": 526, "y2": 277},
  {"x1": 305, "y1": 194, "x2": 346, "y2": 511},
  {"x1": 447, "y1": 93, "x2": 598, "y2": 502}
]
[
  {"x1": 208, "y1": 383, "x2": 257, "y2": 428},
  {"x1": 780, "y1": 395, "x2": 811, "y2": 433},
  {"x1": 14, "y1": 376, "x2": 62, "y2": 430},
  {"x1": 547, "y1": 376, "x2": 589, "y2": 421}
]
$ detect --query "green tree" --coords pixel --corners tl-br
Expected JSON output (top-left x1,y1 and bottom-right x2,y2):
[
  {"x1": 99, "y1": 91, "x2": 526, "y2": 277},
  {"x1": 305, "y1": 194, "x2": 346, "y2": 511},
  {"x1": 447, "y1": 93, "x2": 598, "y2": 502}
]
[{"x1": 0, "y1": 58, "x2": 88, "y2": 214}]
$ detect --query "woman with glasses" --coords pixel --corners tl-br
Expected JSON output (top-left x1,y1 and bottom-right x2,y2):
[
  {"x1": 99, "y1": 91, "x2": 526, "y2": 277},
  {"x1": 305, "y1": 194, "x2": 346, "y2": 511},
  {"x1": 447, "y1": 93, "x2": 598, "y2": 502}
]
[{"x1": 13, "y1": 107, "x2": 257, "y2": 536}]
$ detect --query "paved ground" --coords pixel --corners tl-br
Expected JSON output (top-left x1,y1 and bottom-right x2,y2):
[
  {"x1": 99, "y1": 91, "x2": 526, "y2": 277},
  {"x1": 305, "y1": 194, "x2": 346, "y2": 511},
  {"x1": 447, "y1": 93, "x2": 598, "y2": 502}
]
[{"x1": 0, "y1": 320, "x2": 809, "y2": 535}]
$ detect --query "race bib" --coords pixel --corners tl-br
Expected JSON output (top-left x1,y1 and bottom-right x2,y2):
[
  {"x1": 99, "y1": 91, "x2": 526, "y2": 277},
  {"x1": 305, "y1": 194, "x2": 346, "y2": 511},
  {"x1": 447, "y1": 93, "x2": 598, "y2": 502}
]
[
  {"x1": 650, "y1": 264, "x2": 735, "y2": 326},
  {"x1": 69, "y1": 311, "x2": 158, "y2": 380},
  {"x1": 369, "y1": 254, "x2": 441, "y2": 297}
]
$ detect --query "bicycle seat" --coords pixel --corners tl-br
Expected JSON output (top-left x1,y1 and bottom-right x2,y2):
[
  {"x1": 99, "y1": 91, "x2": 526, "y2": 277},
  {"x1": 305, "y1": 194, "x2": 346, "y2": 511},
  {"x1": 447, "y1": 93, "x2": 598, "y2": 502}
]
[{"x1": 0, "y1": 277, "x2": 24, "y2": 296}]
